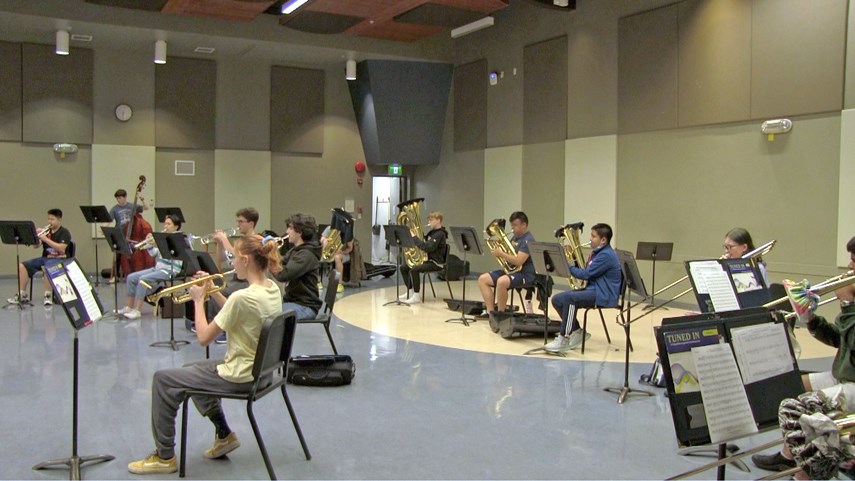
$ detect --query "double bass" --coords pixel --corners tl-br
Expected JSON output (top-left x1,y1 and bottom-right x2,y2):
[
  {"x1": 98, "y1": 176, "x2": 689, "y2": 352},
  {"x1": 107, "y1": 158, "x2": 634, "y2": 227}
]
[{"x1": 120, "y1": 175, "x2": 155, "y2": 275}]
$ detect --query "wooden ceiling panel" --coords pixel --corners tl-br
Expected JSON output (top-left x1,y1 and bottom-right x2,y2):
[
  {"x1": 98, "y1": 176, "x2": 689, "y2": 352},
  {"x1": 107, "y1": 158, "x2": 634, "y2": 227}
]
[
  {"x1": 347, "y1": 22, "x2": 446, "y2": 42},
  {"x1": 162, "y1": 0, "x2": 276, "y2": 22}
]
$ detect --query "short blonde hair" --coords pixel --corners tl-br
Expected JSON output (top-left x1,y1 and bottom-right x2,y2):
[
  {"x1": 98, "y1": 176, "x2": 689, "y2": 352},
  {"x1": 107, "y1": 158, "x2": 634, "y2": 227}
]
[{"x1": 428, "y1": 211, "x2": 443, "y2": 222}]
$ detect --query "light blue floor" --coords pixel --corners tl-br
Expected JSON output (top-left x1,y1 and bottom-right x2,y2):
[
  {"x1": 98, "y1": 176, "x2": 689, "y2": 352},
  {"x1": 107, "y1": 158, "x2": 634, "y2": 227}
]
[{"x1": 0, "y1": 278, "x2": 828, "y2": 480}]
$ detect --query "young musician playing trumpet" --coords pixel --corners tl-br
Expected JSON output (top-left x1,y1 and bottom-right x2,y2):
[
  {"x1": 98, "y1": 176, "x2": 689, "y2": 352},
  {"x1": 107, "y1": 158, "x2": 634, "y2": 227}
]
[
  {"x1": 477, "y1": 211, "x2": 536, "y2": 316},
  {"x1": 273, "y1": 214, "x2": 322, "y2": 320},
  {"x1": 121, "y1": 215, "x2": 186, "y2": 320},
  {"x1": 546, "y1": 223, "x2": 622, "y2": 352},
  {"x1": 128, "y1": 235, "x2": 283, "y2": 475},
  {"x1": 7, "y1": 208, "x2": 71, "y2": 306},
  {"x1": 752, "y1": 236, "x2": 855, "y2": 475}
]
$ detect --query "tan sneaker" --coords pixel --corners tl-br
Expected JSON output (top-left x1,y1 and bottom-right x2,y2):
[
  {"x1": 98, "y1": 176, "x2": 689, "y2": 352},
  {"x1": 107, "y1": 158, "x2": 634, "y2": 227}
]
[
  {"x1": 127, "y1": 452, "x2": 177, "y2": 474},
  {"x1": 204, "y1": 431, "x2": 240, "y2": 459}
]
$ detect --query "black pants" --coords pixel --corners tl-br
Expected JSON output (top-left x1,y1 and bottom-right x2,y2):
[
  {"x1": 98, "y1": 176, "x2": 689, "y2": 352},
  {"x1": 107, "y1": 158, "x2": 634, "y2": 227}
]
[{"x1": 400, "y1": 262, "x2": 442, "y2": 293}]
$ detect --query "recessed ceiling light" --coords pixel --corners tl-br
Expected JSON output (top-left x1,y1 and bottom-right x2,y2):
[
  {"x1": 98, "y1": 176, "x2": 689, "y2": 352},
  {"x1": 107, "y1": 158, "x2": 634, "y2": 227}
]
[{"x1": 195, "y1": 46, "x2": 216, "y2": 54}]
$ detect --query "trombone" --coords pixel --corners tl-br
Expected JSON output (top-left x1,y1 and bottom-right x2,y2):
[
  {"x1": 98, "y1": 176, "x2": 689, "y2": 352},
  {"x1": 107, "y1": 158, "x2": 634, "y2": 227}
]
[
  {"x1": 764, "y1": 270, "x2": 855, "y2": 312},
  {"x1": 145, "y1": 269, "x2": 234, "y2": 315},
  {"x1": 626, "y1": 239, "x2": 776, "y2": 322}
]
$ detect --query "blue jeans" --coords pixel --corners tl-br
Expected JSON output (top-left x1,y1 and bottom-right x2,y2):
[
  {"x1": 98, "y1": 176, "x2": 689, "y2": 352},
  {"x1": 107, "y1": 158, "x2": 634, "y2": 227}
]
[
  {"x1": 282, "y1": 302, "x2": 317, "y2": 321},
  {"x1": 551, "y1": 289, "x2": 597, "y2": 335},
  {"x1": 126, "y1": 267, "x2": 174, "y2": 300}
]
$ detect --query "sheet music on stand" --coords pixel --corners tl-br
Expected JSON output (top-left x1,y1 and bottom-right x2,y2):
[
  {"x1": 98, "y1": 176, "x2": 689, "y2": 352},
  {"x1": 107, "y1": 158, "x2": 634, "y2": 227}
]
[
  {"x1": 44, "y1": 258, "x2": 104, "y2": 330},
  {"x1": 685, "y1": 258, "x2": 770, "y2": 313},
  {"x1": 654, "y1": 307, "x2": 802, "y2": 448}
]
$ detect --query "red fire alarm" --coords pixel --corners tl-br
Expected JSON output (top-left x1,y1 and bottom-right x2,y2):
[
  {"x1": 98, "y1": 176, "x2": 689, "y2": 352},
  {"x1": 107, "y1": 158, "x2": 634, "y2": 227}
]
[{"x1": 354, "y1": 160, "x2": 366, "y2": 174}]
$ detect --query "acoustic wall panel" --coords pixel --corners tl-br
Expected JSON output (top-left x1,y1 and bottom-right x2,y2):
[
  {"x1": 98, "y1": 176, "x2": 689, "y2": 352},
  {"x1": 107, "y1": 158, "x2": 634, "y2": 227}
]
[
  {"x1": 677, "y1": 0, "x2": 751, "y2": 127},
  {"x1": 839, "y1": 109, "x2": 855, "y2": 268},
  {"x1": 522, "y1": 141, "x2": 565, "y2": 241},
  {"x1": 348, "y1": 60, "x2": 453, "y2": 165},
  {"x1": 618, "y1": 4, "x2": 679, "y2": 134},
  {"x1": 270, "y1": 66, "x2": 324, "y2": 154},
  {"x1": 155, "y1": 57, "x2": 216, "y2": 149},
  {"x1": 751, "y1": 0, "x2": 846, "y2": 119},
  {"x1": 22, "y1": 43, "x2": 93, "y2": 144},
  {"x1": 523, "y1": 36, "x2": 568, "y2": 144},
  {"x1": 0, "y1": 41, "x2": 22, "y2": 141},
  {"x1": 564, "y1": 135, "x2": 617, "y2": 243},
  {"x1": 453, "y1": 59, "x2": 487, "y2": 152},
  {"x1": 214, "y1": 149, "x2": 271, "y2": 232},
  {"x1": 484, "y1": 145, "x2": 522, "y2": 230}
]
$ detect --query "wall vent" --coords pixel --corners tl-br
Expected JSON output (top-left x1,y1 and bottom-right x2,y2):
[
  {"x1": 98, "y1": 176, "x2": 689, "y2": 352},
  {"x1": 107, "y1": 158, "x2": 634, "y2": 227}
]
[{"x1": 175, "y1": 160, "x2": 195, "y2": 176}]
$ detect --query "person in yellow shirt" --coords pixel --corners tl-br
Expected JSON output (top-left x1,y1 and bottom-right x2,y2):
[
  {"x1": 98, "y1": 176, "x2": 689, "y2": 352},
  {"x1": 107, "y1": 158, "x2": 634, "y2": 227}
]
[{"x1": 127, "y1": 234, "x2": 283, "y2": 475}]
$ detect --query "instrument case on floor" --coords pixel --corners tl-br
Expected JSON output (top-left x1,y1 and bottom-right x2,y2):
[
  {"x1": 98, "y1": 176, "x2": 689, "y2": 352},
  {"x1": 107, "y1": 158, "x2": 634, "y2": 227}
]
[{"x1": 287, "y1": 355, "x2": 355, "y2": 386}]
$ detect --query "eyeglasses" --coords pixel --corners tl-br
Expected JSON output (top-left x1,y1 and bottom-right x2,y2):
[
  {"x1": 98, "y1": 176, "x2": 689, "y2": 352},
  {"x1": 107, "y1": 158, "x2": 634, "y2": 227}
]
[
  {"x1": 236, "y1": 219, "x2": 248, "y2": 225},
  {"x1": 722, "y1": 243, "x2": 740, "y2": 250}
]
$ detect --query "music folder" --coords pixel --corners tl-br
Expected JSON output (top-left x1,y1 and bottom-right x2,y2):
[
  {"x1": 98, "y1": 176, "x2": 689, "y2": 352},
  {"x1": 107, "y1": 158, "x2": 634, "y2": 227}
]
[
  {"x1": 685, "y1": 257, "x2": 770, "y2": 313},
  {"x1": 44, "y1": 258, "x2": 105, "y2": 330}
]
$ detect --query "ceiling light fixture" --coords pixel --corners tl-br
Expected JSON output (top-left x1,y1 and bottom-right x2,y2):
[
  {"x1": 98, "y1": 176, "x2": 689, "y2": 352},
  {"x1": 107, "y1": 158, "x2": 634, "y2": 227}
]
[
  {"x1": 56, "y1": 30, "x2": 69, "y2": 55},
  {"x1": 346, "y1": 59, "x2": 356, "y2": 81},
  {"x1": 280, "y1": 0, "x2": 310, "y2": 15},
  {"x1": 450, "y1": 16, "x2": 494, "y2": 39},
  {"x1": 154, "y1": 40, "x2": 167, "y2": 64}
]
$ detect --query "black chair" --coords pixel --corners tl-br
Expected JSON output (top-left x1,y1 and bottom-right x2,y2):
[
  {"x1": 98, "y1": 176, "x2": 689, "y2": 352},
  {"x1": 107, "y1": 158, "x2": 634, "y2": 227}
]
[
  {"x1": 297, "y1": 268, "x2": 339, "y2": 354},
  {"x1": 580, "y1": 276, "x2": 625, "y2": 355},
  {"x1": 179, "y1": 311, "x2": 311, "y2": 479},
  {"x1": 421, "y1": 244, "x2": 454, "y2": 302},
  {"x1": 31, "y1": 240, "x2": 76, "y2": 302}
]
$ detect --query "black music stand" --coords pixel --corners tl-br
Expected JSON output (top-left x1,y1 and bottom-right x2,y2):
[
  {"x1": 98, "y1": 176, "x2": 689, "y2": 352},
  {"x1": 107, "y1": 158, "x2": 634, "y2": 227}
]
[
  {"x1": 150, "y1": 232, "x2": 190, "y2": 351},
  {"x1": 383, "y1": 225, "x2": 415, "y2": 307},
  {"x1": 34, "y1": 258, "x2": 114, "y2": 478},
  {"x1": 636, "y1": 241, "x2": 673, "y2": 310},
  {"x1": 79, "y1": 206, "x2": 112, "y2": 287},
  {"x1": 181, "y1": 249, "x2": 220, "y2": 360},
  {"x1": 154, "y1": 207, "x2": 185, "y2": 224},
  {"x1": 100, "y1": 226, "x2": 131, "y2": 320},
  {"x1": 445, "y1": 227, "x2": 483, "y2": 326},
  {"x1": 523, "y1": 241, "x2": 569, "y2": 355},
  {"x1": 0, "y1": 220, "x2": 38, "y2": 309},
  {"x1": 605, "y1": 249, "x2": 654, "y2": 404}
]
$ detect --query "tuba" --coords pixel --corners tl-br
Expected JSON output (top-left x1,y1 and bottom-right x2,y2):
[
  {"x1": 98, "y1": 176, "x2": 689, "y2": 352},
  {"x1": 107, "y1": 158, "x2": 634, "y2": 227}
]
[
  {"x1": 321, "y1": 228, "x2": 342, "y2": 262},
  {"x1": 396, "y1": 198, "x2": 428, "y2": 268},
  {"x1": 485, "y1": 219, "x2": 520, "y2": 274},
  {"x1": 555, "y1": 222, "x2": 587, "y2": 290}
]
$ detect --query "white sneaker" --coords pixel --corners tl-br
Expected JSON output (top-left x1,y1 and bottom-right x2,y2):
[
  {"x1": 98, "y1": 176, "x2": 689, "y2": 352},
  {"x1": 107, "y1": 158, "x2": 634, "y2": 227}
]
[
  {"x1": 565, "y1": 330, "x2": 591, "y2": 350},
  {"x1": 404, "y1": 293, "x2": 421, "y2": 304},
  {"x1": 117, "y1": 306, "x2": 131, "y2": 315},
  {"x1": 7, "y1": 293, "x2": 29, "y2": 305},
  {"x1": 544, "y1": 334, "x2": 568, "y2": 351},
  {"x1": 124, "y1": 309, "x2": 141, "y2": 320},
  {"x1": 398, "y1": 292, "x2": 409, "y2": 300},
  {"x1": 43, "y1": 292, "x2": 53, "y2": 306}
]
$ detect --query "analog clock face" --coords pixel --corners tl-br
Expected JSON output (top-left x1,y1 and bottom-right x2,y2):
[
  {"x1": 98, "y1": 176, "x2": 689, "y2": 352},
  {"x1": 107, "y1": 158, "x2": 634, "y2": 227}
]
[{"x1": 115, "y1": 104, "x2": 133, "y2": 122}]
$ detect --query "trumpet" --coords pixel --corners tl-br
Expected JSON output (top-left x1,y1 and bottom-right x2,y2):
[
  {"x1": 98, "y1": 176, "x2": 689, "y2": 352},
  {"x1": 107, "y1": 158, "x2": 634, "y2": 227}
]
[
  {"x1": 145, "y1": 270, "x2": 234, "y2": 314},
  {"x1": 133, "y1": 235, "x2": 156, "y2": 250},
  {"x1": 626, "y1": 239, "x2": 776, "y2": 322},
  {"x1": 263, "y1": 234, "x2": 289, "y2": 247},
  {"x1": 189, "y1": 227, "x2": 241, "y2": 246},
  {"x1": 36, "y1": 224, "x2": 50, "y2": 237}
]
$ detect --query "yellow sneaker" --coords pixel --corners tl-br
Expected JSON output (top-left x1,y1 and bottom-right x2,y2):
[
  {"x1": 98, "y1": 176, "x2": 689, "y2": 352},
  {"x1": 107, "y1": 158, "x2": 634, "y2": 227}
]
[
  {"x1": 204, "y1": 431, "x2": 240, "y2": 459},
  {"x1": 336, "y1": 283, "x2": 345, "y2": 293},
  {"x1": 127, "y1": 452, "x2": 177, "y2": 474}
]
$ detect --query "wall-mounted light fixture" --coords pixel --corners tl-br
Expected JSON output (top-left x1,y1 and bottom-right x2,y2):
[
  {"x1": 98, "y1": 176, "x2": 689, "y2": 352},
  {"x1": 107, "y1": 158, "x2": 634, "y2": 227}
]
[
  {"x1": 346, "y1": 59, "x2": 357, "y2": 81},
  {"x1": 761, "y1": 118, "x2": 792, "y2": 141},
  {"x1": 154, "y1": 40, "x2": 167, "y2": 64},
  {"x1": 56, "y1": 30, "x2": 69, "y2": 55}
]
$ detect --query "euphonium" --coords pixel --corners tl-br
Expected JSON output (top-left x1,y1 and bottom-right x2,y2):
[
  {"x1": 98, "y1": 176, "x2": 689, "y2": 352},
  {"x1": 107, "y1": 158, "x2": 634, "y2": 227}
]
[
  {"x1": 145, "y1": 270, "x2": 233, "y2": 314},
  {"x1": 396, "y1": 198, "x2": 428, "y2": 268},
  {"x1": 321, "y1": 228, "x2": 342, "y2": 262},
  {"x1": 556, "y1": 222, "x2": 587, "y2": 290},
  {"x1": 485, "y1": 218, "x2": 520, "y2": 274}
]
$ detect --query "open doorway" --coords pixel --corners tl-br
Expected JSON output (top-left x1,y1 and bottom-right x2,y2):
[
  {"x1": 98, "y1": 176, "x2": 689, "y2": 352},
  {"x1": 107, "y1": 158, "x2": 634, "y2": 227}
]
[{"x1": 371, "y1": 175, "x2": 408, "y2": 264}]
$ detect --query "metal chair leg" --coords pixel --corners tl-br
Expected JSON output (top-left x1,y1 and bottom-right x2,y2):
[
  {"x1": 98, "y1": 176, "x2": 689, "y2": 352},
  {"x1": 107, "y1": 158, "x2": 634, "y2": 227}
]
[
  {"x1": 281, "y1": 387, "x2": 311, "y2": 460},
  {"x1": 247, "y1": 400, "x2": 277, "y2": 480},
  {"x1": 323, "y1": 322, "x2": 338, "y2": 354},
  {"x1": 598, "y1": 309, "x2": 612, "y2": 344},
  {"x1": 179, "y1": 398, "x2": 189, "y2": 478}
]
